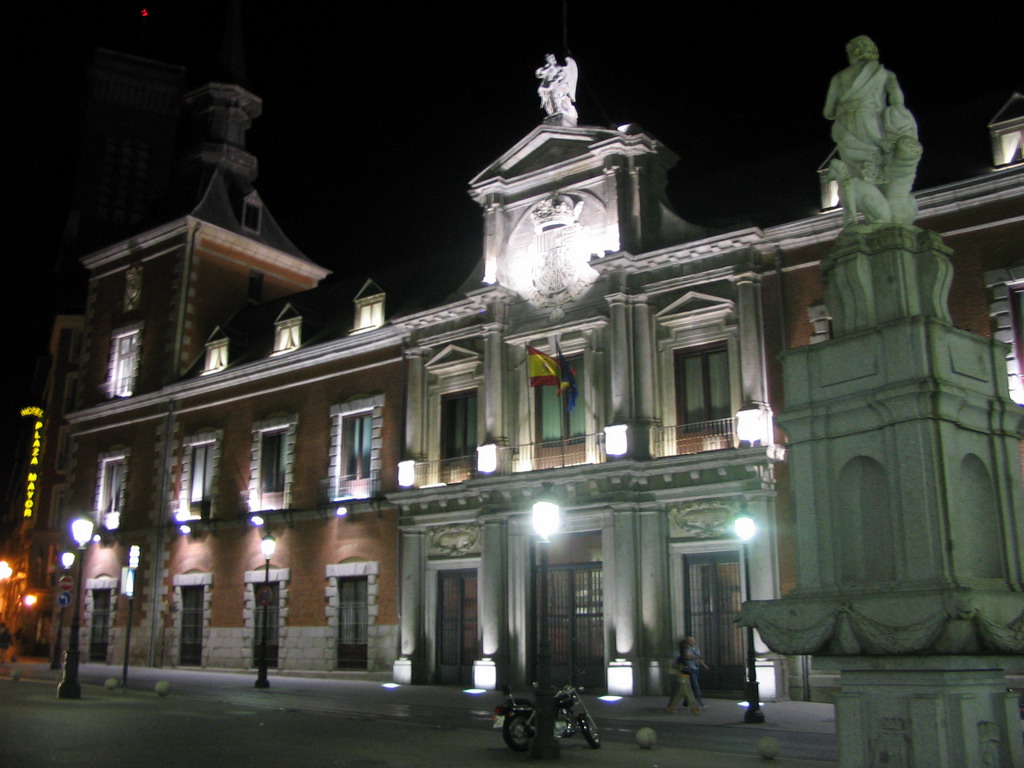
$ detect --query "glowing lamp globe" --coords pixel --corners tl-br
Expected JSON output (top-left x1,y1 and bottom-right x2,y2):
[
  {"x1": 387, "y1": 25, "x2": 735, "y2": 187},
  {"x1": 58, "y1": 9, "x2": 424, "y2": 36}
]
[
  {"x1": 734, "y1": 515, "x2": 757, "y2": 542},
  {"x1": 532, "y1": 500, "x2": 560, "y2": 541},
  {"x1": 71, "y1": 518, "x2": 95, "y2": 547}
]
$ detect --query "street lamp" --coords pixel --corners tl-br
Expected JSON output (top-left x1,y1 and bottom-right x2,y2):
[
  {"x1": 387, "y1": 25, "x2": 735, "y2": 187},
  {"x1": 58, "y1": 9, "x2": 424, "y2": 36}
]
[
  {"x1": 734, "y1": 514, "x2": 765, "y2": 724},
  {"x1": 254, "y1": 533, "x2": 276, "y2": 689},
  {"x1": 50, "y1": 552, "x2": 75, "y2": 670},
  {"x1": 58, "y1": 518, "x2": 95, "y2": 699},
  {"x1": 530, "y1": 491, "x2": 561, "y2": 759},
  {"x1": 121, "y1": 545, "x2": 141, "y2": 689}
]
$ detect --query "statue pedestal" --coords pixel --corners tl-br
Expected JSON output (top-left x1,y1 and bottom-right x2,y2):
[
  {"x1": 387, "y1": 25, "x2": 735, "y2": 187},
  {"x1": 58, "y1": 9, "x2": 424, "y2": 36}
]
[
  {"x1": 818, "y1": 656, "x2": 1024, "y2": 768},
  {"x1": 741, "y1": 225, "x2": 1024, "y2": 766}
]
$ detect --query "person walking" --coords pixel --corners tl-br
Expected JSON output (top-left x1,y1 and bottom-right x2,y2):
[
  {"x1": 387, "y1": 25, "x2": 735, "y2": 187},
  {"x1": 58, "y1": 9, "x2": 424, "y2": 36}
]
[
  {"x1": 0, "y1": 622, "x2": 11, "y2": 664},
  {"x1": 682, "y1": 636, "x2": 710, "y2": 709},
  {"x1": 665, "y1": 640, "x2": 701, "y2": 715}
]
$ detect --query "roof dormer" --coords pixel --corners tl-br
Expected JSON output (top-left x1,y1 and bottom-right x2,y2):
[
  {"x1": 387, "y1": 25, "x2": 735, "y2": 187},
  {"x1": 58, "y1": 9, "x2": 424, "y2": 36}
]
[
  {"x1": 989, "y1": 93, "x2": 1024, "y2": 167},
  {"x1": 351, "y1": 279, "x2": 385, "y2": 334},
  {"x1": 272, "y1": 304, "x2": 302, "y2": 355},
  {"x1": 202, "y1": 327, "x2": 230, "y2": 374}
]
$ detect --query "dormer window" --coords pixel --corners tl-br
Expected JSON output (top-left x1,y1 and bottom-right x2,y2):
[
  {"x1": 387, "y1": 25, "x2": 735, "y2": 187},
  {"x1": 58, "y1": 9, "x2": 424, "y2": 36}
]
[
  {"x1": 273, "y1": 305, "x2": 302, "y2": 355},
  {"x1": 352, "y1": 280, "x2": 385, "y2": 334},
  {"x1": 989, "y1": 93, "x2": 1023, "y2": 167},
  {"x1": 242, "y1": 192, "x2": 262, "y2": 233},
  {"x1": 203, "y1": 337, "x2": 229, "y2": 374}
]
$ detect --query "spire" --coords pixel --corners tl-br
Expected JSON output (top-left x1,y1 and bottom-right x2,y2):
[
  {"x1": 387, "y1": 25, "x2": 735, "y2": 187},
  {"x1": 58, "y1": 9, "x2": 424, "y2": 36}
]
[{"x1": 214, "y1": 0, "x2": 249, "y2": 90}]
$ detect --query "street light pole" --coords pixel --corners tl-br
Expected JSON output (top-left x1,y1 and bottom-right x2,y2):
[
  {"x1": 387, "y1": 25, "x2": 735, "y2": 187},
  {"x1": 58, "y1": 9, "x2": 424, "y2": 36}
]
[
  {"x1": 121, "y1": 545, "x2": 140, "y2": 689},
  {"x1": 254, "y1": 533, "x2": 276, "y2": 689},
  {"x1": 530, "y1": 495, "x2": 560, "y2": 760},
  {"x1": 734, "y1": 514, "x2": 765, "y2": 724},
  {"x1": 58, "y1": 518, "x2": 95, "y2": 700},
  {"x1": 50, "y1": 552, "x2": 75, "y2": 670}
]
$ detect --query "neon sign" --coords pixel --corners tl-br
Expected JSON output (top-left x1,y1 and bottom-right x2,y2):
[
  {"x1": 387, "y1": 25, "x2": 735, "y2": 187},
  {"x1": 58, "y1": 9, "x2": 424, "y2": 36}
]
[{"x1": 19, "y1": 407, "x2": 44, "y2": 518}]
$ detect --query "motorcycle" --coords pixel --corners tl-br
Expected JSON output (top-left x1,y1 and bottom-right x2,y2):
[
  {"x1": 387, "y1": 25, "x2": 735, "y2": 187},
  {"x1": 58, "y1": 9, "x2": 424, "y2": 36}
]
[{"x1": 493, "y1": 684, "x2": 601, "y2": 751}]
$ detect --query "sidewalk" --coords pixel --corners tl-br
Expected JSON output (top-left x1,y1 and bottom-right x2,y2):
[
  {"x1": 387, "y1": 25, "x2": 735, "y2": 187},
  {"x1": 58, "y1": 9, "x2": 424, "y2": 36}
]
[{"x1": 1, "y1": 659, "x2": 837, "y2": 768}]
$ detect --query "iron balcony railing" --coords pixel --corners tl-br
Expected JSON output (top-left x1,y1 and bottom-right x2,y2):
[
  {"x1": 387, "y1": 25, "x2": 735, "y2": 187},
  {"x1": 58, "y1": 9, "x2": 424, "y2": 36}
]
[
  {"x1": 651, "y1": 418, "x2": 735, "y2": 458},
  {"x1": 324, "y1": 470, "x2": 379, "y2": 502}
]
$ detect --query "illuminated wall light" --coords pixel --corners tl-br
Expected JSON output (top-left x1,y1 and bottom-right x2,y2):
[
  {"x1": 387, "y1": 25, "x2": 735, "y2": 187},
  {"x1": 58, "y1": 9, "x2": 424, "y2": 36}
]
[
  {"x1": 604, "y1": 424, "x2": 628, "y2": 456},
  {"x1": 476, "y1": 444, "x2": 497, "y2": 474},
  {"x1": 397, "y1": 460, "x2": 415, "y2": 488},
  {"x1": 179, "y1": 524, "x2": 192, "y2": 535},
  {"x1": 735, "y1": 408, "x2": 769, "y2": 445},
  {"x1": 607, "y1": 658, "x2": 634, "y2": 696},
  {"x1": 335, "y1": 506, "x2": 348, "y2": 517},
  {"x1": 23, "y1": 594, "x2": 38, "y2": 608},
  {"x1": 473, "y1": 657, "x2": 497, "y2": 690},
  {"x1": 249, "y1": 514, "x2": 265, "y2": 527}
]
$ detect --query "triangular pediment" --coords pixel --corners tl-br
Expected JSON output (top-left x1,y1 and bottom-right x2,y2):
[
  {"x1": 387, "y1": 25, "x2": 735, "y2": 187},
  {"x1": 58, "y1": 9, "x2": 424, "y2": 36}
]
[
  {"x1": 355, "y1": 279, "x2": 385, "y2": 301},
  {"x1": 424, "y1": 344, "x2": 482, "y2": 373},
  {"x1": 275, "y1": 303, "x2": 301, "y2": 323},
  {"x1": 657, "y1": 291, "x2": 735, "y2": 327},
  {"x1": 471, "y1": 125, "x2": 623, "y2": 189}
]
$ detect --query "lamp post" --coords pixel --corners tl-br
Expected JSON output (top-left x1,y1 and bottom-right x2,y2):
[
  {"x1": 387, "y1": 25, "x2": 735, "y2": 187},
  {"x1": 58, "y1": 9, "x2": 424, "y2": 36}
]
[
  {"x1": 734, "y1": 514, "x2": 765, "y2": 724},
  {"x1": 530, "y1": 493, "x2": 561, "y2": 759},
  {"x1": 58, "y1": 518, "x2": 95, "y2": 699},
  {"x1": 50, "y1": 552, "x2": 75, "y2": 670},
  {"x1": 254, "y1": 533, "x2": 276, "y2": 689},
  {"x1": 120, "y1": 545, "x2": 140, "y2": 689}
]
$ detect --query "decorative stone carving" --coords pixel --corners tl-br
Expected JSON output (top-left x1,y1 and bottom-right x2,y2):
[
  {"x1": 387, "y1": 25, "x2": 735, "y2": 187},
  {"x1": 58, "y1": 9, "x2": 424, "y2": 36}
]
[
  {"x1": 824, "y1": 37, "x2": 921, "y2": 228},
  {"x1": 124, "y1": 265, "x2": 141, "y2": 311},
  {"x1": 506, "y1": 193, "x2": 598, "y2": 317},
  {"x1": 427, "y1": 524, "x2": 482, "y2": 558},
  {"x1": 667, "y1": 500, "x2": 735, "y2": 539},
  {"x1": 536, "y1": 54, "x2": 578, "y2": 127},
  {"x1": 869, "y1": 718, "x2": 908, "y2": 768}
]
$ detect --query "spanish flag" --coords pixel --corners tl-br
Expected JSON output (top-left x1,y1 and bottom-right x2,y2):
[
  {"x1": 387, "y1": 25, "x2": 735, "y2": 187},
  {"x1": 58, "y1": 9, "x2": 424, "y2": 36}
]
[{"x1": 527, "y1": 346, "x2": 560, "y2": 388}]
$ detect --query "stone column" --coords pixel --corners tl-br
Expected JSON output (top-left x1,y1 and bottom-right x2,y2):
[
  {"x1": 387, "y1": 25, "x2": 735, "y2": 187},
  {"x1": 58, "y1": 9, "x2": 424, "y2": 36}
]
[
  {"x1": 638, "y1": 506, "x2": 670, "y2": 694},
  {"x1": 606, "y1": 506, "x2": 639, "y2": 695},
  {"x1": 506, "y1": 515, "x2": 533, "y2": 685},
  {"x1": 630, "y1": 294, "x2": 656, "y2": 458},
  {"x1": 735, "y1": 270, "x2": 768, "y2": 407},
  {"x1": 482, "y1": 197, "x2": 504, "y2": 285},
  {"x1": 404, "y1": 349, "x2": 427, "y2": 460},
  {"x1": 482, "y1": 322, "x2": 505, "y2": 445},
  {"x1": 394, "y1": 528, "x2": 426, "y2": 684},
  {"x1": 475, "y1": 518, "x2": 506, "y2": 688},
  {"x1": 606, "y1": 292, "x2": 632, "y2": 423}
]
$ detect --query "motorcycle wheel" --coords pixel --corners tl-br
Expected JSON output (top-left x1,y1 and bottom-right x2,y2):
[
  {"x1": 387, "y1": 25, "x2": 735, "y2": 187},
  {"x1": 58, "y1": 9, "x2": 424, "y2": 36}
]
[
  {"x1": 578, "y1": 714, "x2": 601, "y2": 749},
  {"x1": 502, "y1": 713, "x2": 532, "y2": 752}
]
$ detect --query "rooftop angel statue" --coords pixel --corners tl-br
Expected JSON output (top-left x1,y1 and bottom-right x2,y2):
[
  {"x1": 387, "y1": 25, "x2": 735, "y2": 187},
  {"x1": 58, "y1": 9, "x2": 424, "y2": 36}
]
[{"x1": 536, "y1": 54, "x2": 579, "y2": 127}]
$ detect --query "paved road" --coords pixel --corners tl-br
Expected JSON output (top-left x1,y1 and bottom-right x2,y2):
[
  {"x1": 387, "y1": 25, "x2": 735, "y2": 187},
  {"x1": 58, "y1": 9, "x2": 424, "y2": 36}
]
[{"x1": 1, "y1": 661, "x2": 837, "y2": 767}]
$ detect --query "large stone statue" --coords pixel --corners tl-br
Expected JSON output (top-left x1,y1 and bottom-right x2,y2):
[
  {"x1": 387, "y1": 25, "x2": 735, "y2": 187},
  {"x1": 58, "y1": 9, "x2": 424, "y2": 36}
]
[
  {"x1": 536, "y1": 54, "x2": 578, "y2": 127},
  {"x1": 824, "y1": 36, "x2": 921, "y2": 227}
]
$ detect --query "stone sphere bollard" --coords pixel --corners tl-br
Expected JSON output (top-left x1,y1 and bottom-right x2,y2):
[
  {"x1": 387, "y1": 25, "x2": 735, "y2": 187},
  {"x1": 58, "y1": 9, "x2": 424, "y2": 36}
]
[
  {"x1": 635, "y1": 726, "x2": 657, "y2": 749},
  {"x1": 10, "y1": 669, "x2": 22, "y2": 681},
  {"x1": 757, "y1": 736, "x2": 780, "y2": 760},
  {"x1": 104, "y1": 677, "x2": 119, "y2": 690},
  {"x1": 154, "y1": 680, "x2": 171, "y2": 697}
]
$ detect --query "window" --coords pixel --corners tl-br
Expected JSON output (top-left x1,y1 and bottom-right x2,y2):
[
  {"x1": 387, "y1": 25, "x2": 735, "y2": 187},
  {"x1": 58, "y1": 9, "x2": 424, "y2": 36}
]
[
  {"x1": 673, "y1": 345, "x2": 732, "y2": 453},
  {"x1": 180, "y1": 585, "x2": 204, "y2": 666},
  {"x1": 261, "y1": 432, "x2": 286, "y2": 498},
  {"x1": 190, "y1": 443, "x2": 214, "y2": 514},
  {"x1": 202, "y1": 338, "x2": 228, "y2": 374},
  {"x1": 337, "y1": 577, "x2": 368, "y2": 669},
  {"x1": 329, "y1": 397, "x2": 383, "y2": 501},
  {"x1": 273, "y1": 306, "x2": 302, "y2": 355},
  {"x1": 249, "y1": 417, "x2": 296, "y2": 512},
  {"x1": 535, "y1": 358, "x2": 584, "y2": 442},
  {"x1": 441, "y1": 390, "x2": 477, "y2": 483},
  {"x1": 97, "y1": 455, "x2": 127, "y2": 530},
  {"x1": 442, "y1": 390, "x2": 478, "y2": 458},
  {"x1": 352, "y1": 280, "x2": 385, "y2": 334},
  {"x1": 109, "y1": 328, "x2": 140, "y2": 397},
  {"x1": 339, "y1": 413, "x2": 373, "y2": 498},
  {"x1": 242, "y1": 193, "x2": 262, "y2": 232}
]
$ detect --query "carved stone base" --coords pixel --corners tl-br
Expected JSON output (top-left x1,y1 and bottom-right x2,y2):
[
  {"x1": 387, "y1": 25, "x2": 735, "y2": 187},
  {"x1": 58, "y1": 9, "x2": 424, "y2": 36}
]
[{"x1": 817, "y1": 656, "x2": 1024, "y2": 768}]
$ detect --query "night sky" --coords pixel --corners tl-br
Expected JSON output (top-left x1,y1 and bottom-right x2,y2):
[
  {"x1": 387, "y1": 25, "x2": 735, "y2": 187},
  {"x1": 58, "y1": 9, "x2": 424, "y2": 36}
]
[{"x1": 2, "y1": 1, "x2": 1021, "y2": 496}]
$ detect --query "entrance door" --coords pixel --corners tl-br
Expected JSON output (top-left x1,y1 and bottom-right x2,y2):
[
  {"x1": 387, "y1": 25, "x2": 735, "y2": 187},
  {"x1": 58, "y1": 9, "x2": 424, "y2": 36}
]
[
  {"x1": 180, "y1": 585, "x2": 204, "y2": 665},
  {"x1": 252, "y1": 582, "x2": 279, "y2": 668},
  {"x1": 437, "y1": 569, "x2": 478, "y2": 685},
  {"x1": 546, "y1": 563, "x2": 604, "y2": 686},
  {"x1": 683, "y1": 551, "x2": 744, "y2": 690},
  {"x1": 89, "y1": 589, "x2": 112, "y2": 661}
]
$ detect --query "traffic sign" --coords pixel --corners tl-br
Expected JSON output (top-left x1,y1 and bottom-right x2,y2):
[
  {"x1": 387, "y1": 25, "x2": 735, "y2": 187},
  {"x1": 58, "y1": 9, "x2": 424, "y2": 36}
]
[
  {"x1": 58, "y1": 575, "x2": 73, "y2": 591},
  {"x1": 57, "y1": 592, "x2": 72, "y2": 607}
]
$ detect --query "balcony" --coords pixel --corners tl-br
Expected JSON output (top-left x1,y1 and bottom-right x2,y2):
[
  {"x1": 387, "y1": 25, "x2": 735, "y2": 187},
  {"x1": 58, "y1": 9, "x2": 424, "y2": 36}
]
[
  {"x1": 323, "y1": 471, "x2": 379, "y2": 501},
  {"x1": 651, "y1": 418, "x2": 735, "y2": 458}
]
